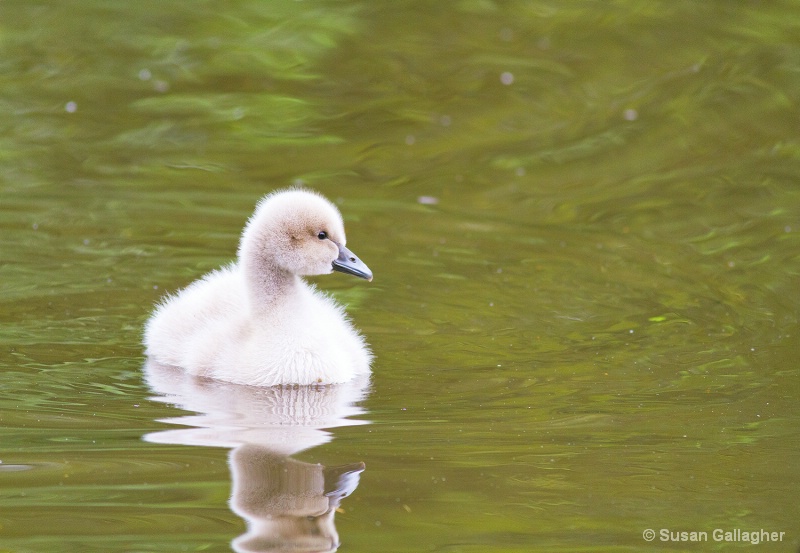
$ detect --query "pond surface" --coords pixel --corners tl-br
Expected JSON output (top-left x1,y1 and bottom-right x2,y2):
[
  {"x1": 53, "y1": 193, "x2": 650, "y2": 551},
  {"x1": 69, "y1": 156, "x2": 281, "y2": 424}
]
[{"x1": 1, "y1": 1, "x2": 799, "y2": 551}]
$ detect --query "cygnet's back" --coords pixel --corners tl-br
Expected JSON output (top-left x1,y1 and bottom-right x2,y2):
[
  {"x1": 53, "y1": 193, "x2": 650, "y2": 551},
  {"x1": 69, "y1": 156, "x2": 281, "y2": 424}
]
[{"x1": 143, "y1": 188, "x2": 373, "y2": 386}]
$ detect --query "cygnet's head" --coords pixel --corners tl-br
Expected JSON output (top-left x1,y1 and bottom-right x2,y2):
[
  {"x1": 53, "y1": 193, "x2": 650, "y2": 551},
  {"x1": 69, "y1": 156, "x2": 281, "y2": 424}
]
[{"x1": 239, "y1": 189, "x2": 372, "y2": 281}]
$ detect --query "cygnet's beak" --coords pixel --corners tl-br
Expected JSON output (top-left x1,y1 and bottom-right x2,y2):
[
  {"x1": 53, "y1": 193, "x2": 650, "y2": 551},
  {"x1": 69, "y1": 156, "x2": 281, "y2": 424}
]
[{"x1": 332, "y1": 243, "x2": 373, "y2": 282}]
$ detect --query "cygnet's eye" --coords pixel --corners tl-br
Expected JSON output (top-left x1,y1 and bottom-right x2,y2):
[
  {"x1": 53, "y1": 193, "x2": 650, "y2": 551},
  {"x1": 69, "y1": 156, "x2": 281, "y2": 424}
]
[{"x1": 317, "y1": 231, "x2": 328, "y2": 240}]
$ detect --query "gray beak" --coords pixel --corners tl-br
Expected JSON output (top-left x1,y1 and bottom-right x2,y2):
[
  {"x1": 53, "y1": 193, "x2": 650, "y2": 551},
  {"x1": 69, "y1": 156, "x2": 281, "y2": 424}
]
[{"x1": 332, "y1": 243, "x2": 373, "y2": 282}]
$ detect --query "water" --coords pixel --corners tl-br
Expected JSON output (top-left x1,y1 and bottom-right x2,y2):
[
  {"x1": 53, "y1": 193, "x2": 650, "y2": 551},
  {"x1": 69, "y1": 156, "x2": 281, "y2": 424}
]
[{"x1": 1, "y1": 1, "x2": 799, "y2": 551}]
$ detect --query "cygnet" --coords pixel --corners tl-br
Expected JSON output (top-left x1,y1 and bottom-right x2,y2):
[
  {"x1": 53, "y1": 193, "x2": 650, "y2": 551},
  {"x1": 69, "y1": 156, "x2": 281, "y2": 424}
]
[{"x1": 143, "y1": 188, "x2": 373, "y2": 386}]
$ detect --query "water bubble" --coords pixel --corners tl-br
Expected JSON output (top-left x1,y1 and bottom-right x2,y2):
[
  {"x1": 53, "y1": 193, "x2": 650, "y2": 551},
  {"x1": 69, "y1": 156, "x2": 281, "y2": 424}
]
[{"x1": 623, "y1": 108, "x2": 638, "y2": 121}]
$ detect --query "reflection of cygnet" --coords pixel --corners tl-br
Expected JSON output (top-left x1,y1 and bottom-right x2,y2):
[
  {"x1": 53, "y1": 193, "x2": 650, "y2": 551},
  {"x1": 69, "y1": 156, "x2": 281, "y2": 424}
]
[
  {"x1": 229, "y1": 445, "x2": 364, "y2": 553},
  {"x1": 143, "y1": 361, "x2": 369, "y2": 455},
  {"x1": 143, "y1": 188, "x2": 373, "y2": 386},
  {"x1": 142, "y1": 361, "x2": 369, "y2": 553}
]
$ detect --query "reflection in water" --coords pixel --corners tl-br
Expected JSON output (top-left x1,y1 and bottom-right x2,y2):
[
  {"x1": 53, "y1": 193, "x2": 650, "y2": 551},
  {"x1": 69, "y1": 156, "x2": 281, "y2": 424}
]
[
  {"x1": 143, "y1": 360, "x2": 370, "y2": 552},
  {"x1": 230, "y1": 446, "x2": 364, "y2": 553}
]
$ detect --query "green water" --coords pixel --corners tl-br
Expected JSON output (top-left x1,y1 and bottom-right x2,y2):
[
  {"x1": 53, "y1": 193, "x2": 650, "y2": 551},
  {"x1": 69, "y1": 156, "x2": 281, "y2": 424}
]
[{"x1": 2, "y1": 1, "x2": 799, "y2": 551}]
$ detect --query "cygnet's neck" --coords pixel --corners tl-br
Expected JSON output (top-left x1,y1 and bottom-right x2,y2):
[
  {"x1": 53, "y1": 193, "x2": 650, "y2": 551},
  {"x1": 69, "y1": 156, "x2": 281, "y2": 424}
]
[{"x1": 242, "y1": 256, "x2": 300, "y2": 313}]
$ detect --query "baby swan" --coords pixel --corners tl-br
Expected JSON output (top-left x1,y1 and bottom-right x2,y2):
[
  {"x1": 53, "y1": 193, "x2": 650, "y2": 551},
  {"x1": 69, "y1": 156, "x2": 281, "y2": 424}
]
[{"x1": 143, "y1": 189, "x2": 373, "y2": 386}]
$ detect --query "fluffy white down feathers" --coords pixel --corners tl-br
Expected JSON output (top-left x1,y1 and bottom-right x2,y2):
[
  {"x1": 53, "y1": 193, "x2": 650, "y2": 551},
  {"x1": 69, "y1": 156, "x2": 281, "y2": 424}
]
[{"x1": 143, "y1": 189, "x2": 373, "y2": 386}]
